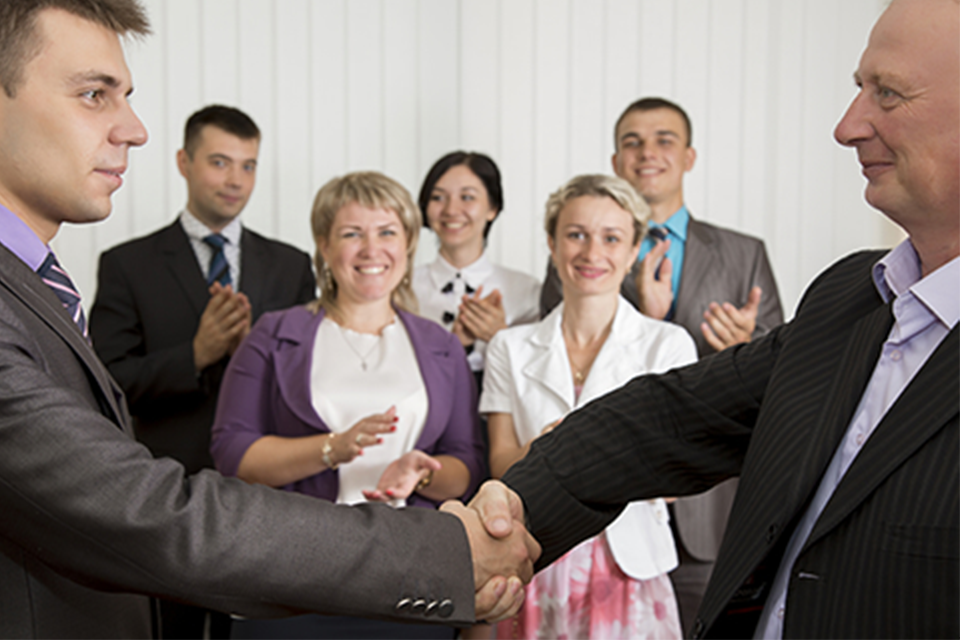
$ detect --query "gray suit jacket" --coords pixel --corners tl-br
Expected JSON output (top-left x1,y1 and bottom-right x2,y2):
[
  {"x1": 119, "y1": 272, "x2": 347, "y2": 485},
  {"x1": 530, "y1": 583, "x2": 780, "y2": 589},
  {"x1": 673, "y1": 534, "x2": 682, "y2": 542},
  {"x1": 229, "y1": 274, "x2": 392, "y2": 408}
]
[
  {"x1": 540, "y1": 215, "x2": 783, "y2": 561},
  {"x1": 0, "y1": 244, "x2": 474, "y2": 638},
  {"x1": 510, "y1": 250, "x2": 958, "y2": 638}
]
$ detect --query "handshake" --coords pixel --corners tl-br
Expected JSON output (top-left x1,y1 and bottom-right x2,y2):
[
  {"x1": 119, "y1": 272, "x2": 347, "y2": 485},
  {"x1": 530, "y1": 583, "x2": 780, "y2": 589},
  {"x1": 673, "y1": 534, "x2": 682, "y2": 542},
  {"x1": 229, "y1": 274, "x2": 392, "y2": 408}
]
[{"x1": 440, "y1": 480, "x2": 539, "y2": 623}]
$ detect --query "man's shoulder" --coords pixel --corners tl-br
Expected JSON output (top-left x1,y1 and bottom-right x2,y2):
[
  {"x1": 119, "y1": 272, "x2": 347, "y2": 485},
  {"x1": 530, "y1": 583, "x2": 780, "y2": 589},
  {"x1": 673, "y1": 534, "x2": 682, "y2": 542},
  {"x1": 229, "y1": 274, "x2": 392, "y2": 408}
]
[
  {"x1": 241, "y1": 227, "x2": 311, "y2": 261},
  {"x1": 100, "y1": 220, "x2": 181, "y2": 259},
  {"x1": 688, "y1": 216, "x2": 766, "y2": 249}
]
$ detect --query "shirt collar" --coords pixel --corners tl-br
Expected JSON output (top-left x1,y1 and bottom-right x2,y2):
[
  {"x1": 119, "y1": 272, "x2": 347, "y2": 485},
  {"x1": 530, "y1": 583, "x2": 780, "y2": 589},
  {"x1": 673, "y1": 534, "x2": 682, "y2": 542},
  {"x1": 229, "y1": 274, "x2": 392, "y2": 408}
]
[
  {"x1": 179, "y1": 208, "x2": 243, "y2": 246},
  {"x1": 873, "y1": 239, "x2": 959, "y2": 330},
  {"x1": 0, "y1": 202, "x2": 52, "y2": 271},
  {"x1": 427, "y1": 251, "x2": 494, "y2": 290},
  {"x1": 650, "y1": 205, "x2": 689, "y2": 242}
]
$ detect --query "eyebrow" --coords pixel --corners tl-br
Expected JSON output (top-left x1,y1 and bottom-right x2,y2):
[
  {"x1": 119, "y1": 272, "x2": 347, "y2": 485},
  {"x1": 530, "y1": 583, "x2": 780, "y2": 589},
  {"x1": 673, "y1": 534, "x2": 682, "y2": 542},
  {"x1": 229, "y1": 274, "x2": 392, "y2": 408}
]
[
  {"x1": 68, "y1": 71, "x2": 135, "y2": 97},
  {"x1": 620, "y1": 129, "x2": 681, "y2": 142},
  {"x1": 206, "y1": 153, "x2": 258, "y2": 165}
]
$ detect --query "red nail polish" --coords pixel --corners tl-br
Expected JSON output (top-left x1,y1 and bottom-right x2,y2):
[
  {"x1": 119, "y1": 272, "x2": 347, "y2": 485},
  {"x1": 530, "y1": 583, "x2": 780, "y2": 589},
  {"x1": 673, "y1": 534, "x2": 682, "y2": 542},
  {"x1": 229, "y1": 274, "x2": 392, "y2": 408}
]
[
  {"x1": 376, "y1": 437, "x2": 383, "y2": 444},
  {"x1": 390, "y1": 425, "x2": 397, "y2": 432},
  {"x1": 392, "y1": 416, "x2": 399, "y2": 423}
]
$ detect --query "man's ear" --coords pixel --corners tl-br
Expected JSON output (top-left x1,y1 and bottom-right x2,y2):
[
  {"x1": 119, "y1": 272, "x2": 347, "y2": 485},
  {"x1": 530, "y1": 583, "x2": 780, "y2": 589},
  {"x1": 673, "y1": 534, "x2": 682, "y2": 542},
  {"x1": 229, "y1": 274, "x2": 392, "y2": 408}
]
[
  {"x1": 176, "y1": 148, "x2": 190, "y2": 179},
  {"x1": 684, "y1": 146, "x2": 697, "y2": 173}
]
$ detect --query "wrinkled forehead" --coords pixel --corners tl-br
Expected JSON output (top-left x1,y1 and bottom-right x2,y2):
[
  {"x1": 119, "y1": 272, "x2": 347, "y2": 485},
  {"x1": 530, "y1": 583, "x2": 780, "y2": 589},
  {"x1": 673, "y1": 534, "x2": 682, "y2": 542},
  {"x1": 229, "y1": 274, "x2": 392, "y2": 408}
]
[{"x1": 863, "y1": 0, "x2": 959, "y2": 72}]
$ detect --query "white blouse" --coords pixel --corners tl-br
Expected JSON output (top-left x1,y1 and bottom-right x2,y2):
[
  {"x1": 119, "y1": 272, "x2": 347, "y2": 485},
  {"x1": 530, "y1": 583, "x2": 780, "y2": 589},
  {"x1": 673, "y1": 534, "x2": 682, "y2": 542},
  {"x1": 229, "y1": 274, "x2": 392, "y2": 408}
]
[
  {"x1": 481, "y1": 298, "x2": 698, "y2": 579},
  {"x1": 413, "y1": 252, "x2": 541, "y2": 371},
  {"x1": 310, "y1": 317, "x2": 428, "y2": 507}
]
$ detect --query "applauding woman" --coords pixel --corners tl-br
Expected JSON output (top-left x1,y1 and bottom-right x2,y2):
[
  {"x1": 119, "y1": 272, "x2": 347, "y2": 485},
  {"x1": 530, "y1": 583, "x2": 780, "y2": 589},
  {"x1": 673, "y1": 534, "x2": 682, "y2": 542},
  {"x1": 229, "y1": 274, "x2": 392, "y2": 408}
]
[
  {"x1": 481, "y1": 175, "x2": 697, "y2": 639},
  {"x1": 413, "y1": 152, "x2": 540, "y2": 379},
  {"x1": 211, "y1": 172, "x2": 483, "y2": 639}
]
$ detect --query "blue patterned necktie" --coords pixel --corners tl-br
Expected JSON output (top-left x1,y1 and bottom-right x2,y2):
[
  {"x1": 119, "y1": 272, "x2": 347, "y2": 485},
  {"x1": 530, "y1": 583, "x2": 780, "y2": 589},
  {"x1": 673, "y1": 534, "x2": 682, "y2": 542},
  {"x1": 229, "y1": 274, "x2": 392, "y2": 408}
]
[
  {"x1": 37, "y1": 252, "x2": 88, "y2": 339},
  {"x1": 203, "y1": 233, "x2": 231, "y2": 286}
]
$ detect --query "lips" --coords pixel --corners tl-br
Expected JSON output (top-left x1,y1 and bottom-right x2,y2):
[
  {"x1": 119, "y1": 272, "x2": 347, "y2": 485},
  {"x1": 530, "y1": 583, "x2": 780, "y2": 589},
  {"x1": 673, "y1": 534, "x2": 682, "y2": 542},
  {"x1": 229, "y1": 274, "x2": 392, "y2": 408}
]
[
  {"x1": 859, "y1": 158, "x2": 895, "y2": 180},
  {"x1": 575, "y1": 265, "x2": 607, "y2": 279}
]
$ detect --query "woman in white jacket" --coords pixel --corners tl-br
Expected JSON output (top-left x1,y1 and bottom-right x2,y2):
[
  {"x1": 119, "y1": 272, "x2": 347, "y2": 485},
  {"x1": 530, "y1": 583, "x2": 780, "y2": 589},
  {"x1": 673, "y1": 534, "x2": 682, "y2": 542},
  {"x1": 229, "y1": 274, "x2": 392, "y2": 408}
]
[{"x1": 481, "y1": 174, "x2": 697, "y2": 639}]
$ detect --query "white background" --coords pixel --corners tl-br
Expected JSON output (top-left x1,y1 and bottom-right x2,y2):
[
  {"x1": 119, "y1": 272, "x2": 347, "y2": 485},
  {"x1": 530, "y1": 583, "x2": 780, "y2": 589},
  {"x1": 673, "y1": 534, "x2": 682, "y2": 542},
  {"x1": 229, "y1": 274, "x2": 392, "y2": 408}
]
[{"x1": 53, "y1": 0, "x2": 901, "y2": 320}]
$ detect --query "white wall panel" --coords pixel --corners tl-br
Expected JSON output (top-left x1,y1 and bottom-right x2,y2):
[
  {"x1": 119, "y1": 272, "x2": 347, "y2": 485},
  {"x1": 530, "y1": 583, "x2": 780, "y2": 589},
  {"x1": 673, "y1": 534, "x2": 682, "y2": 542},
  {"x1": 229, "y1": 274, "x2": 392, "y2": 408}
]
[{"x1": 56, "y1": 0, "x2": 891, "y2": 324}]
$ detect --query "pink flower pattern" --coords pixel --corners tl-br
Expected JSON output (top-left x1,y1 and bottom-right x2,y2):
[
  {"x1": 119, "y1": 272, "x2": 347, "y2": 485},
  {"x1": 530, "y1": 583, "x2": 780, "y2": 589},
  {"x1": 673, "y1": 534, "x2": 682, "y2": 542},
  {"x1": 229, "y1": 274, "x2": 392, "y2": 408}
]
[{"x1": 497, "y1": 533, "x2": 681, "y2": 639}]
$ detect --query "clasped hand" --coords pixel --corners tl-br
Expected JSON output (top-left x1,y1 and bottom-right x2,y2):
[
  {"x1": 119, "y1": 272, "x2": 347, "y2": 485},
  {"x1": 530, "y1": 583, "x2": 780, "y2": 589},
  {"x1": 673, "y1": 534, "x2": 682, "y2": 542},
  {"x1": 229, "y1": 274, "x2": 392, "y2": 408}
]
[{"x1": 440, "y1": 480, "x2": 541, "y2": 623}]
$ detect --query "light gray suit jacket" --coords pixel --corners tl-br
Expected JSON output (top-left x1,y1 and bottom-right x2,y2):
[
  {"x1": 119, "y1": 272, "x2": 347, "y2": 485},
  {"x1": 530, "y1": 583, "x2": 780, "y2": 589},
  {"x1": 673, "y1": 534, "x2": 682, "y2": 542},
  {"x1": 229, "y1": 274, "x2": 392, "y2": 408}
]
[
  {"x1": 0, "y1": 243, "x2": 474, "y2": 638},
  {"x1": 541, "y1": 215, "x2": 783, "y2": 561}
]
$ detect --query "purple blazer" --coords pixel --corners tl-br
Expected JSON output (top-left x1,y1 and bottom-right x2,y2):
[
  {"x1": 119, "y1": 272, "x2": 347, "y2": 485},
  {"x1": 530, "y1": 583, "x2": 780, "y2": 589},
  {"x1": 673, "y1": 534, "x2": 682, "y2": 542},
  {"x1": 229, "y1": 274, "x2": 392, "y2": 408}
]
[{"x1": 210, "y1": 305, "x2": 484, "y2": 508}]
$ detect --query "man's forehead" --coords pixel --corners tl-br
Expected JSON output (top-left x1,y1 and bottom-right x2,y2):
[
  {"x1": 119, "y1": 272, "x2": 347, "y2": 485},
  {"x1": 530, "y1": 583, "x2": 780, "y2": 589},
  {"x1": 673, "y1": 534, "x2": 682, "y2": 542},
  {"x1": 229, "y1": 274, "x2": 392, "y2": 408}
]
[
  {"x1": 617, "y1": 109, "x2": 688, "y2": 142},
  {"x1": 30, "y1": 8, "x2": 131, "y2": 86}
]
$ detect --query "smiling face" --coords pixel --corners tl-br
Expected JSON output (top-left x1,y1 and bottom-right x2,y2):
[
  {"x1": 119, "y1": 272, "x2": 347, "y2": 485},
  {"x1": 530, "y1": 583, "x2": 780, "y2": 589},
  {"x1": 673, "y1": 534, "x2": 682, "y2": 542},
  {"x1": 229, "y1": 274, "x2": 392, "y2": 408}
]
[
  {"x1": 177, "y1": 125, "x2": 259, "y2": 231},
  {"x1": 833, "y1": 0, "x2": 959, "y2": 251},
  {"x1": 0, "y1": 8, "x2": 148, "y2": 243},
  {"x1": 318, "y1": 202, "x2": 408, "y2": 309},
  {"x1": 425, "y1": 163, "x2": 498, "y2": 264},
  {"x1": 549, "y1": 195, "x2": 641, "y2": 300},
  {"x1": 611, "y1": 108, "x2": 696, "y2": 223}
]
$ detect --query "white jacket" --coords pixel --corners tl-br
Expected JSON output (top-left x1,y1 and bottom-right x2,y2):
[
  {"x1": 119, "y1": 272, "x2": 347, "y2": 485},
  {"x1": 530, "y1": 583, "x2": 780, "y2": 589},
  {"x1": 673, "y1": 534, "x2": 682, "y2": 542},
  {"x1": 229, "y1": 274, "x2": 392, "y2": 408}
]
[{"x1": 481, "y1": 296, "x2": 697, "y2": 579}]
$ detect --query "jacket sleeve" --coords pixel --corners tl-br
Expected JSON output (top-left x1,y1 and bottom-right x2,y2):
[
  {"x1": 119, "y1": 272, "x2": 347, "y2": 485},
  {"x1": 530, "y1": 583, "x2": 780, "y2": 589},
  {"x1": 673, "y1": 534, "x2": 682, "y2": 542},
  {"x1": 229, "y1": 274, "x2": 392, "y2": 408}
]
[
  {"x1": 749, "y1": 239, "x2": 784, "y2": 340},
  {"x1": 209, "y1": 313, "x2": 281, "y2": 477},
  {"x1": 503, "y1": 323, "x2": 785, "y2": 569},
  {"x1": 0, "y1": 294, "x2": 477, "y2": 625}
]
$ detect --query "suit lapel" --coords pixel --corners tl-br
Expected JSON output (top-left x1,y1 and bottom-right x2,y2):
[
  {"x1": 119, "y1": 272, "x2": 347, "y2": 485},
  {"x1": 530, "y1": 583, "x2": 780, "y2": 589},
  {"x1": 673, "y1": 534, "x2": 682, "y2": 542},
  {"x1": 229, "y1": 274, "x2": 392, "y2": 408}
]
[
  {"x1": 521, "y1": 311, "x2": 573, "y2": 411},
  {"x1": 159, "y1": 222, "x2": 210, "y2": 316},
  {"x1": 675, "y1": 217, "x2": 714, "y2": 318},
  {"x1": 401, "y1": 310, "x2": 457, "y2": 445},
  {"x1": 238, "y1": 229, "x2": 264, "y2": 314},
  {"x1": 807, "y1": 326, "x2": 959, "y2": 548},
  {"x1": 273, "y1": 307, "x2": 329, "y2": 430},
  {"x1": 0, "y1": 247, "x2": 127, "y2": 429},
  {"x1": 783, "y1": 300, "x2": 895, "y2": 510}
]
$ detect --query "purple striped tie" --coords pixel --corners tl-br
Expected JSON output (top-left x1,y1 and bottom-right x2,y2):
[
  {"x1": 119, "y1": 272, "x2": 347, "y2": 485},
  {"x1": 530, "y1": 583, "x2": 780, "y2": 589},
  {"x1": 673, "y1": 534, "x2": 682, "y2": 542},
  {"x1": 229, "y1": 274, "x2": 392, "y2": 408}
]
[{"x1": 38, "y1": 252, "x2": 88, "y2": 339}]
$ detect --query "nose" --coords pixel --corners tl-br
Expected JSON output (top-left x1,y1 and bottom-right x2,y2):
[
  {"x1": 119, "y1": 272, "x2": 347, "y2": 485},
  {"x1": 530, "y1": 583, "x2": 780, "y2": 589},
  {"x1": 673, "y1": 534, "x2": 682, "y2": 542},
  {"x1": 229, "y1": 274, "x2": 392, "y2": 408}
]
[
  {"x1": 834, "y1": 89, "x2": 872, "y2": 148},
  {"x1": 583, "y1": 235, "x2": 603, "y2": 261},
  {"x1": 110, "y1": 98, "x2": 148, "y2": 148}
]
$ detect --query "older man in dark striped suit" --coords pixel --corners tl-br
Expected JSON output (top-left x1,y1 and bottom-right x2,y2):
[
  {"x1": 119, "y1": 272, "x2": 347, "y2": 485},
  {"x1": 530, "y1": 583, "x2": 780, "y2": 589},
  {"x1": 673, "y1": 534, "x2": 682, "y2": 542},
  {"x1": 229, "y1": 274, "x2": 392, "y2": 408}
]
[{"x1": 465, "y1": 0, "x2": 959, "y2": 637}]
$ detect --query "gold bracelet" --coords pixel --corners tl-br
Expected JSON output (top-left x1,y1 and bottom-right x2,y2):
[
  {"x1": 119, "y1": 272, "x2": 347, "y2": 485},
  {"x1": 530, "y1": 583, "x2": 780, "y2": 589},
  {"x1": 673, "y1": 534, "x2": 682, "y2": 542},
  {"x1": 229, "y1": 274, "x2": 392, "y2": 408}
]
[
  {"x1": 321, "y1": 433, "x2": 338, "y2": 470},
  {"x1": 415, "y1": 469, "x2": 434, "y2": 492}
]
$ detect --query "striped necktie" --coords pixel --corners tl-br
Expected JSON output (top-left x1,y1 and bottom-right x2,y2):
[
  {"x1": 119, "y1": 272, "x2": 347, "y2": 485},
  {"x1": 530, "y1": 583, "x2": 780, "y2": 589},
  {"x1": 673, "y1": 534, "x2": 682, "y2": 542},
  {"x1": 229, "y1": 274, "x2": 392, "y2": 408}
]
[
  {"x1": 37, "y1": 252, "x2": 88, "y2": 339},
  {"x1": 203, "y1": 233, "x2": 231, "y2": 286}
]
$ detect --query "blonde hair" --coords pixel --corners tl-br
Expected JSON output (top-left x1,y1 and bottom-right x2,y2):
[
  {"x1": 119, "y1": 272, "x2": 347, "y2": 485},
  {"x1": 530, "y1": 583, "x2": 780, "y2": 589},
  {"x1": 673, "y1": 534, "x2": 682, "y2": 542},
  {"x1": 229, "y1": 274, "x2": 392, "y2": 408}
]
[
  {"x1": 308, "y1": 171, "x2": 420, "y2": 316},
  {"x1": 544, "y1": 174, "x2": 650, "y2": 244}
]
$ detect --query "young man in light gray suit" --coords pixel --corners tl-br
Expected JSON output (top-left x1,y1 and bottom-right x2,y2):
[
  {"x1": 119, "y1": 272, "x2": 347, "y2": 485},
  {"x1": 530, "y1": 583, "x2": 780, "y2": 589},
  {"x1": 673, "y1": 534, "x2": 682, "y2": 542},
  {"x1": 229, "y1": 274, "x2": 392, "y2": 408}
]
[
  {"x1": 0, "y1": 1, "x2": 535, "y2": 636},
  {"x1": 542, "y1": 97, "x2": 784, "y2": 634},
  {"x1": 477, "y1": 0, "x2": 958, "y2": 637}
]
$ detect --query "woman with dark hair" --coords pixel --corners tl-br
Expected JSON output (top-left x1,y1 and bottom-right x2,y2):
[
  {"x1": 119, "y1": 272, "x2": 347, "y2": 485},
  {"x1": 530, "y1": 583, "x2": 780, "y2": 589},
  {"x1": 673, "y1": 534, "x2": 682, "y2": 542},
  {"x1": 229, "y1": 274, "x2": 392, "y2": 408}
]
[{"x1": 413, "y1": 152, "x2": 540, "y2": 379}]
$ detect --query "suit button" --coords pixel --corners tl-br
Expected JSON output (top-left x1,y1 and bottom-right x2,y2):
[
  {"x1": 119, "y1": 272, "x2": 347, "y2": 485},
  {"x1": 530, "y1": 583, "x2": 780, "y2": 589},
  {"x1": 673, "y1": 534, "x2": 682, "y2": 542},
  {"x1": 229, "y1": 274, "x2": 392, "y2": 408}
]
[
  {"x1": 395, "y1": 598, "x2": 412, "y2": 613},
  {"x1": 692, "y1": 619, "x2": 705, "y2": 638},
  {"x1": 437, "y1": 599, "x2": 454, "y2": 619},
  {"x1": 411, "y1": 598, "x2": 427, "y2": 615},
  {"x1": 766, "y1": 524, "x2": 778, "y2": 543},
  {"x1": 425, "y1": 600, "x2": 439, "y2": 616}
]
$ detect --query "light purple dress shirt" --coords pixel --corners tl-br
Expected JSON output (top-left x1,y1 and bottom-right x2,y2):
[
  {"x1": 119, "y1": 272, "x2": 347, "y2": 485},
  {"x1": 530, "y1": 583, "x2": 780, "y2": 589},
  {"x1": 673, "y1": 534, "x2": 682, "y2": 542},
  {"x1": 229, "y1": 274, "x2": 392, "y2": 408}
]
[
  {"x1": 0, "y1": 202, "x2": 50, "y2": 271},
  {"x1": 756, "y1": 240, "x2": 960, "y2": 639}
]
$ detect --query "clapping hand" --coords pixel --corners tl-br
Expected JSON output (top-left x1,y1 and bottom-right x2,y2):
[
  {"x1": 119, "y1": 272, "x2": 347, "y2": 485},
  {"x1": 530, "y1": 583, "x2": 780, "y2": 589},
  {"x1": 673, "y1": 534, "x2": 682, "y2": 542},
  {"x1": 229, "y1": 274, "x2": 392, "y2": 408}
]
[
  {"x1": 635, "y1": 237, "x2": 673, "y2": 320},
  {"x1": 363, "y1": 450, "x2": 442, "y2": 502},
  {"x1": 701, "y1": 286, "x2": 763, "y2": 351},
  {"x1": 455, "y1": 286, "x2": 508, "y2": 344}
]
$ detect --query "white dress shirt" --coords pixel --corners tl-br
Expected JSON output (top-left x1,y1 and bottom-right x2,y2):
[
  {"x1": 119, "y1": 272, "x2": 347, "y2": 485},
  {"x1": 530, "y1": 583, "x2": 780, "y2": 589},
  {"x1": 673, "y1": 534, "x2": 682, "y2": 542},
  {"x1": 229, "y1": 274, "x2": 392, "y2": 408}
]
[
  {"x1": 413, "y1": 252, "x2": 541, "y2": 371},
  {"x1": 179, "y1": 209, "x2": 243, "y2": 287},
  {"x1": 756, "y1": 241, "x2": 959, "y2": 639},
  {"x1": 481, "y1": 297, "x2": 698, "y2": 579}
]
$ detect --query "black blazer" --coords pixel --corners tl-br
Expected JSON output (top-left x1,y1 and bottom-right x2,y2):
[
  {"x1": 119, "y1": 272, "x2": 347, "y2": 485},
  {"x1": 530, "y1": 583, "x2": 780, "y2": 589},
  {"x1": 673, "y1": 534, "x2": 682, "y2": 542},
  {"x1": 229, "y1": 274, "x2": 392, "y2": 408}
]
[
  {"x1": 0, "y1": 243, "x2": 475, "y2": 637},
  {"x1": 508, "y1": 250, "x2": 958, "y2": 638},
  {"x1": 542, "y1": 215, "x2": 784, "y2": 562},
  {"x1": 90, "y1": 220, "x2": 316, "y2": 473}
]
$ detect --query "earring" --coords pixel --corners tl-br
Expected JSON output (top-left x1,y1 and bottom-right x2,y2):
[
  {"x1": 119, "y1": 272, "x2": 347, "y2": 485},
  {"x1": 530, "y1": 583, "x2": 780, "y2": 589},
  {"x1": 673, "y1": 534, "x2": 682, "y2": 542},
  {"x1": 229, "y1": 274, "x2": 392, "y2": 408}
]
[{"x1": 322, "y1": 265, "x2": 334, "y2": 291}]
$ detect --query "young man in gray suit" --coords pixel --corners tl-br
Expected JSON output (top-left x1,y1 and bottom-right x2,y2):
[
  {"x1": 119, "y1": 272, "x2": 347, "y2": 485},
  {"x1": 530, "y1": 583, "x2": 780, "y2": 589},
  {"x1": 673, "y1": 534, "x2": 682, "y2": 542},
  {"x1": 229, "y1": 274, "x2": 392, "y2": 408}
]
[
  {"x1": 476, "y1": 0, "x2": 958, "y2": 637},
  {"x1": 89, "y1": 105, "x2": 316, "y2": 637},
  {"x1": 0, "y1": 1, "x2": 535, "y2": 636},
  {"x1": 543, "y1": 97, "x2": 784, "y2": 634}
]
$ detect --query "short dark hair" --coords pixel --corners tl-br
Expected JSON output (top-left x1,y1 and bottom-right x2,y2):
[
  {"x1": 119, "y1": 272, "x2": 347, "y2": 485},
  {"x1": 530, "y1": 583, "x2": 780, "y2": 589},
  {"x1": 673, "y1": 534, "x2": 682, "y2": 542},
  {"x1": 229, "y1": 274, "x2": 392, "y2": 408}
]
[
  {"x1": 183, "y1": 105, "x2": 261, "y2": 158},
  {"x1": 418, "y1": 151, "x2": 504, "y2": 240},
  {"x1": 0, "y1": 0, "x2": 150, "y2": 98},
  {"x1": 614, "y1": 97, "x2": 693, "y2": 149}
]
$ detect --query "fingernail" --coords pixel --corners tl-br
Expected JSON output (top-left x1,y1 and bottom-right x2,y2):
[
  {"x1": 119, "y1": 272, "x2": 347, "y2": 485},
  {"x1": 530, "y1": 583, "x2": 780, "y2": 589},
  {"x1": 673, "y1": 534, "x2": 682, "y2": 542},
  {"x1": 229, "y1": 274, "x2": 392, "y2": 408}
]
[
  {"x1": 494, "y1": 579, "x2": 507, "y2": 598},
  {"x1": 390, "y1": 425, "x2": 397, "y2": 432},
  {"x1": 376, "y1": 437, "x2": 383, "y2": 444},
  {"x1": 386, "y1": 489, "x2": 394, "y2": 497},
  {"x1": 392, "y1": 416, "x2": 399, "y2": 423}
]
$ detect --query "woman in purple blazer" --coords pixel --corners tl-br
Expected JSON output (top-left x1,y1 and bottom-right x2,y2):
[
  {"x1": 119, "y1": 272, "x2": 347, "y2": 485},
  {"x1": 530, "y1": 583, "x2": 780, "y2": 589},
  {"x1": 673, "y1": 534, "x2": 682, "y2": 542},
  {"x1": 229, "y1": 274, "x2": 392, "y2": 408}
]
[{"x1": 211, "y1": 171, "x2": 483, "y2": 638}]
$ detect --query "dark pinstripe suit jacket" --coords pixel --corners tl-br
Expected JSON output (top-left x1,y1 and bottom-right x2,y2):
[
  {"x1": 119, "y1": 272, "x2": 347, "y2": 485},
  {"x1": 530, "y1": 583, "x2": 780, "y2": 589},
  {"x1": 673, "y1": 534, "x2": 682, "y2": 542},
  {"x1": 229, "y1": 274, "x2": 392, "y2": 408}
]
[{"x1": 508, "y1": 250, "x2": 958, "y2": 638}]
